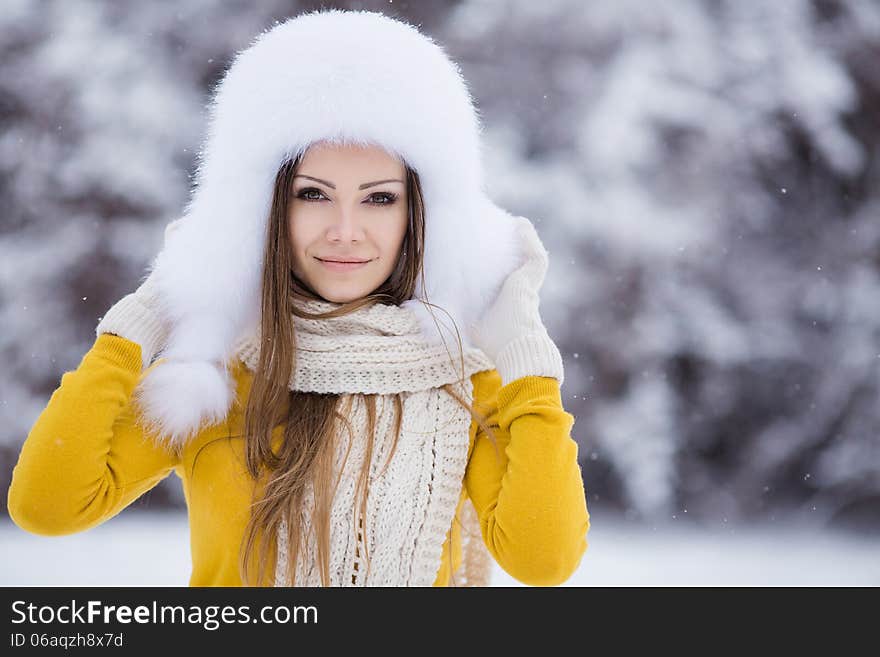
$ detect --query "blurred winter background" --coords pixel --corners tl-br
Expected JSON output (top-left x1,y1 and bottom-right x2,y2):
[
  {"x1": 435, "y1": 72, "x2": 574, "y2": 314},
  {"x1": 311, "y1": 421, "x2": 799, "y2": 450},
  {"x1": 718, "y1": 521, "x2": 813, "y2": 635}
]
[{"x1": 2, "y1": 0, "x2": 878, "y2": 586}]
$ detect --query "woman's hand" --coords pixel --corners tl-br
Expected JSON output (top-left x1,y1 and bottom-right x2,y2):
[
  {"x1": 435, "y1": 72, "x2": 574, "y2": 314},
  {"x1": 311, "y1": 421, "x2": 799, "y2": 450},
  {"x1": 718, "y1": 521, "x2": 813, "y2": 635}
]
[
  {"x1": 469, "y1": 215, "x2": 565, "y2": 387},
  {"x1": 95, "y1": 219, "x2": 182, "y2": 370}
]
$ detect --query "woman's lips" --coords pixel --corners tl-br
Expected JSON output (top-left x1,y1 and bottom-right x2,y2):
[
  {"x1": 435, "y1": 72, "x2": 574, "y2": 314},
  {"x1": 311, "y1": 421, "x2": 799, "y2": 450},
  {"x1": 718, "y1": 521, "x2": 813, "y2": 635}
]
[{"x1": 316, "y1": 257, "x2": 372, "y2": 272}]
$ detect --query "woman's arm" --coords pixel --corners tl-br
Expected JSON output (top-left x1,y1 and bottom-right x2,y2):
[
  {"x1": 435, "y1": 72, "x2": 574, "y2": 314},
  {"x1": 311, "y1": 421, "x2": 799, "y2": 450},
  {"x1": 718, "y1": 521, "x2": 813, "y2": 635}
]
[
  {"x1": 464, "y1": 368, "x2": 590, "y2": 586},
  {"x1": 6, "y1": 333, "x2": 180, "y2": 536}
]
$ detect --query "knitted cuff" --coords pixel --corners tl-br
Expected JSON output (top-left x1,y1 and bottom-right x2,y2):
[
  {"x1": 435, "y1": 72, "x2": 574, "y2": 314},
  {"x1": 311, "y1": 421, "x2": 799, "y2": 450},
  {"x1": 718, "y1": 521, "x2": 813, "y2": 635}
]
[
  {"x1": 95, "y1": 294, "x2": 168, "y2": 370},
  {"x1": 495, "y1": 330, "x2": 565, "y2": 388}
]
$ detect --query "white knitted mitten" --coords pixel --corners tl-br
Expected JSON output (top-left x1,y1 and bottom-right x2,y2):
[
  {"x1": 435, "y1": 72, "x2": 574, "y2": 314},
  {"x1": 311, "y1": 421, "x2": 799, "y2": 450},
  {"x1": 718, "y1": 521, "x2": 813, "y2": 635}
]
[
  {"x1": 470, "y1": 215, "x2": 565, "y2": 387},
  {"x1": 95, "y1": 219, "x2": 181, "y2": 370}
]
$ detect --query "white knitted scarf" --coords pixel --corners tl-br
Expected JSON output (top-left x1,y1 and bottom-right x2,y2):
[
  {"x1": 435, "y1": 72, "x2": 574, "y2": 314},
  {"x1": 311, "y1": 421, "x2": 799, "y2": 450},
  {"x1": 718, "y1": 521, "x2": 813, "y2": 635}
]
[{"x1": 233, "y1": 297, "x2": 496, "y2": 586}]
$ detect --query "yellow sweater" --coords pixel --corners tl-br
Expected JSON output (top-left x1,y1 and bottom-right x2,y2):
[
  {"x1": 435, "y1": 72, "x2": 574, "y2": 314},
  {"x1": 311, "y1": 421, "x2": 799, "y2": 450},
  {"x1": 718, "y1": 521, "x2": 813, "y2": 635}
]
[{"x1": 7, "y1": 333, "x2": 590, "y2": 586}]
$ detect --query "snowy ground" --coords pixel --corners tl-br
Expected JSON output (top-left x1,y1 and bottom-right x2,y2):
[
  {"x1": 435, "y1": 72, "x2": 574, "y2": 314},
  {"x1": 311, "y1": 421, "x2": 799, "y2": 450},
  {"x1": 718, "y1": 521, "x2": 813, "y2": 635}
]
[{"x1": 1, "y1": 511, "x2": 877, "y2": 586}]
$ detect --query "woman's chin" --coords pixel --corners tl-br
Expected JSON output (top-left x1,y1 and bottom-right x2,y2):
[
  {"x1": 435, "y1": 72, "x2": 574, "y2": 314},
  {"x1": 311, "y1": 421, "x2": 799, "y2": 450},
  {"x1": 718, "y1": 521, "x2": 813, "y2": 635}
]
[{"x1": 312, "y1": 284, "x2": 371, "y2": 304}]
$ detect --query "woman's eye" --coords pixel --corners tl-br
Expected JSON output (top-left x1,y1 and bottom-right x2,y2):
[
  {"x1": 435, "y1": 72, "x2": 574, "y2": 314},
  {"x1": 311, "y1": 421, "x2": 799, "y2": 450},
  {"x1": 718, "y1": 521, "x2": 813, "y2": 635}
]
[
  {"x1": 298, "y1": 188, "x2": 325, "y2": 201},
  {"x1": 369, "y1": 192, "x2": 398, "y2": 205}
]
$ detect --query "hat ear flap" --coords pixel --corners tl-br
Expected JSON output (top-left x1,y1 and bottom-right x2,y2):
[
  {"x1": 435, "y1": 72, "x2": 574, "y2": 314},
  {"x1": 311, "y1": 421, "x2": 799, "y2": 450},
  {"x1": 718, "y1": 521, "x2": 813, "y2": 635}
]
[{"x1": 403, "y1": 195, "x2": 523, "y2": 353}]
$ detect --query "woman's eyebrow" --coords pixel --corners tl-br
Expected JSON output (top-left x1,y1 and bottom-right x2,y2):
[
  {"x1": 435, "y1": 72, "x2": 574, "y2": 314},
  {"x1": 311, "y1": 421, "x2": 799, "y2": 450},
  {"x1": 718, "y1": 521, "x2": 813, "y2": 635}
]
[{"x1": 294, "y1": 174, "x2": 404, "y2": 190}]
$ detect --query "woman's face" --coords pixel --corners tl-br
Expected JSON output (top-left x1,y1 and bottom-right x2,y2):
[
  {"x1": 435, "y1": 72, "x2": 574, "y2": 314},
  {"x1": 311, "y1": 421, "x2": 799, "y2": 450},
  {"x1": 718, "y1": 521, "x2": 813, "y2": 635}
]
[{"x1": 288, "y1": 141, "x2": 408, "y2": 303}]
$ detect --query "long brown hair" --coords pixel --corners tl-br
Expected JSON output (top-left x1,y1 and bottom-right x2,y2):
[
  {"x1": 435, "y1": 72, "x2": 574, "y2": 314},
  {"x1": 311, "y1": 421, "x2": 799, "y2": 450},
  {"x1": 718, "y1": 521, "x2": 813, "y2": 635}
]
[{"x1": 238, "y1": 148, "x2": 500, "y2": 586}]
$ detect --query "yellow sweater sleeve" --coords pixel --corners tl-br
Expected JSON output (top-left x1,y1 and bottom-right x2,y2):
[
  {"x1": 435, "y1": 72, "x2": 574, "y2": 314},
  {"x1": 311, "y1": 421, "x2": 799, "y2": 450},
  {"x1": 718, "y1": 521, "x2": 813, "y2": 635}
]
[
  {"x1": 464, "y1": 370, "x2": 590, "y2": 586},
  {"x1": 6, "y1": 333, "x2": 180, "y2": 536}
]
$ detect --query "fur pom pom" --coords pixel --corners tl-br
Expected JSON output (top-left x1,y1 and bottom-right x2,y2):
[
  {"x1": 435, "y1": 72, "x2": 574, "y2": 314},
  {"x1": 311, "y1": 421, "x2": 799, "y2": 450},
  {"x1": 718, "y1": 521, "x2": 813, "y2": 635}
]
[{"x1": 132, "y1": 360, "x2": 236, "y2": 453}]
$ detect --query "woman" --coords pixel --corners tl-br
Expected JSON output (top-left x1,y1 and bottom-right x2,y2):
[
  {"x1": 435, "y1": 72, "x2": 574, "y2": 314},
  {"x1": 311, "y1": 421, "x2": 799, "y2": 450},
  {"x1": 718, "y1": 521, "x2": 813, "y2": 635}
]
[{"x1": 7, "y1": 9, "x2": 590, "y2": 587}]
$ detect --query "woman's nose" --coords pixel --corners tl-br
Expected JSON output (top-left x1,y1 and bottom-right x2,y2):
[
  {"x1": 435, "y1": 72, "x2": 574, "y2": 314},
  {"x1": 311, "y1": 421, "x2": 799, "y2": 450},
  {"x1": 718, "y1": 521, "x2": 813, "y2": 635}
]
[{"x1": 326, "y1": 207, "x2": 366, "y2": 242}]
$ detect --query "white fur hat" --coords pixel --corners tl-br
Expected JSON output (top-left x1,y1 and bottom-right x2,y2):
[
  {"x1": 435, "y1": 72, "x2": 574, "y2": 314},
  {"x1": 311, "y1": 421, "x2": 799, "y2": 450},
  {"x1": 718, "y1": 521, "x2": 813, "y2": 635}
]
[{"x1": 136, "y1": 8, "x2": 523, "y2": 445}]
